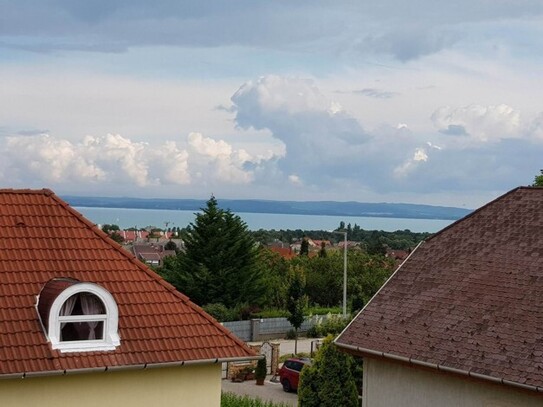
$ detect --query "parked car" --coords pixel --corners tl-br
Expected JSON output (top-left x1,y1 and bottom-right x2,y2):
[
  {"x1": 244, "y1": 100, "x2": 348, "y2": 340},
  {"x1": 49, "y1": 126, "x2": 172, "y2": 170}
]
[{"x1": 278, "y1": 357, "x2": 311, "y2": 392}]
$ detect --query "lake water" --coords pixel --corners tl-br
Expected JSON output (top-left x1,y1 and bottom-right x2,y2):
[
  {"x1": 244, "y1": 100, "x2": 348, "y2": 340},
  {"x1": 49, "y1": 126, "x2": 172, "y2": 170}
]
[{"x1": 74, "y1": 206, "x2": 455, "y2": 233}]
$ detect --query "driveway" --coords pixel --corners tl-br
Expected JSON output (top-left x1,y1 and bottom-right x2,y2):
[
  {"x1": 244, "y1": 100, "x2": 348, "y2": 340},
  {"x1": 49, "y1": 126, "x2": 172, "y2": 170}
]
[
  {"x1": 222, "y1": 338, "x2": 321, "y2": 406},
  {"x1": 222, "y1": 375, "x2": 297, "y2": 406}
]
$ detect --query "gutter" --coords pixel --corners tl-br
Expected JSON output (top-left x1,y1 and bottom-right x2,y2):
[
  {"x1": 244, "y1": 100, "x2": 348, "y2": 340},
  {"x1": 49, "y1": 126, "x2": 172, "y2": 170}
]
[
  {"x1": 335, "y1": 342, "x2": 543, "y2": 394},
  {"x1": 0, "y1": 355, "x2": 262, "y2": 380}
]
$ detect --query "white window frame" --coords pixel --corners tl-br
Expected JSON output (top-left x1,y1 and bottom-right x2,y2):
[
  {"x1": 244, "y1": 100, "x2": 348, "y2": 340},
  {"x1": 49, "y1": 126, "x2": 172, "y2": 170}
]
[{"x1": 48, "y1": 282, "x2": 120, "y2": 353}]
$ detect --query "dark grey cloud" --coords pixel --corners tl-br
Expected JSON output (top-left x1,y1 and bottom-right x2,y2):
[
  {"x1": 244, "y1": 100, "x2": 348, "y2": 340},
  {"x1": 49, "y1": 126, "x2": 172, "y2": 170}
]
[
  {"x1": 439, "y1": 125, "x2": 468, "y2": 136},
  {"x1": 1, "y1": 1, "x2": 542, "y2": 60},
  {"x1": 359, "y1": 27, "x2": 460, "y2": 61}
]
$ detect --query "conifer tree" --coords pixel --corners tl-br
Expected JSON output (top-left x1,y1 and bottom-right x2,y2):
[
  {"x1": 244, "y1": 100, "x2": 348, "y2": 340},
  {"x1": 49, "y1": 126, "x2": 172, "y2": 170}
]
[
  {"x1": 165, "y1": 196, "x2": 264, "y2": 308},
  {"x1": 298, "y1": 336, "x2": 359, "y2": 407},
  {"x1": 300, "y1": 237, "x2": 309, "y2": 256}
]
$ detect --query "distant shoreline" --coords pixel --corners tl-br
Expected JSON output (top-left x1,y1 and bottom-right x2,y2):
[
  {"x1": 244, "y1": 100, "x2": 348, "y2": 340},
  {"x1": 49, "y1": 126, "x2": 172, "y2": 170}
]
[{"x1": 63, "y1": 195, "x2": 472, "y2": 222}]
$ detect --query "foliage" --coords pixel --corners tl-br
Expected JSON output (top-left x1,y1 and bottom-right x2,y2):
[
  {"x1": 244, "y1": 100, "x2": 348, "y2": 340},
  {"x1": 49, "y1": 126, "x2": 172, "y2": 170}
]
[
  {"x1": 250, "y1": 306, "x2": 341, "y2": 319},
  {"x1": 318, "y1": 241, "x2": 327, "y2": 258},
  {"x1": 101, "y1": 224, "x2": 120, "y2": 234},
  {"x1": 285, "y1": 328, "x2": 296, "y2": 340},
  {"x1": 221, "y1": 392, "x2": 290, "y2": 407},
  {"x1": 256, "y1": 248, "x2": 290, "y2": 310},
  {"x1": 164, "y1": 240, "x2": 177, "y2": 251},
  {"x1": 306, "y1": 314, "x2": 350, "y2": 338},
  {"x1": 278, "y1": 352, "x2": 311, "y2": 363},
  {"x1": 250, "y1": 227, "x2": 430, "y2": 251},
  {"x1": 300, "y1": 237, "x2": 309, "y2": 256},
  {"x1": 255, "y1": 356, "x2": 267, "y2": 381},
  {"x1": 533, "y1": 170, "x2": 543, "y2": 187},
  {"x1": 203, "y1": 303, "x2": 236, "y2": 322},
  {"x1": 286, "y1": 268, "x2": 305, "y2": 331},
  {"x1": 101, "y1": 224, "x2": 124, "y2": 243},
  {"x1": 298, "y1": 336, "x2": 359, "y2": 407},
  {"x1": 158, "y1": 196, "x2": 265, "y2": 308}
]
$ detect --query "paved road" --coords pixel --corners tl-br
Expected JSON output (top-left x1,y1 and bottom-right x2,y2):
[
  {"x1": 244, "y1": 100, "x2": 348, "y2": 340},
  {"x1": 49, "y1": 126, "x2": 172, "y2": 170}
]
[{"x1": 222, "y1": 338, "x2": 321, "y2": 406}]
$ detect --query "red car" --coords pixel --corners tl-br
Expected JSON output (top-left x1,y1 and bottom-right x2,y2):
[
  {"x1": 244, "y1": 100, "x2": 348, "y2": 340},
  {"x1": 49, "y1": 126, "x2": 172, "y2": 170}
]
[{"x1": 278, "y1": 357, "x2": 311, "y2": 392}]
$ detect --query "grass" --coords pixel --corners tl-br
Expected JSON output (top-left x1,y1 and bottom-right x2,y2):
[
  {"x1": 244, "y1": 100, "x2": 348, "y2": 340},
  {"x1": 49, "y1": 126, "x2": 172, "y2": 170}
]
[{"x1": 221, "y1": 392, "x2": 291, "y2": 407}]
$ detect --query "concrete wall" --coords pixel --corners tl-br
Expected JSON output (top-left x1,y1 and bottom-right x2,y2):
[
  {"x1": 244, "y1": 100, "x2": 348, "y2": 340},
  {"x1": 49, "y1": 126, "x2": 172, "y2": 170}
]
[
  {"x1": 223, "y1": 314, "x2": 338, "y2": 341},
  {"x1": 0, "y1": 364, "x2": 220, "y2": 407},
  {"x1": 363, "y1": 357, "x2": 543, "y2": 407}
]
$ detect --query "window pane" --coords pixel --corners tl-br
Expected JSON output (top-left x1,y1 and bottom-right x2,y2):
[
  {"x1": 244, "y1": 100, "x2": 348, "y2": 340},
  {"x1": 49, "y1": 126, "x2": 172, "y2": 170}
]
[
  {"x1": 60, "y1": 321, "x2": 104, "y2": 341},
  {"x1": 61, "y1": 293, "x2": 106, "y2": 316}
]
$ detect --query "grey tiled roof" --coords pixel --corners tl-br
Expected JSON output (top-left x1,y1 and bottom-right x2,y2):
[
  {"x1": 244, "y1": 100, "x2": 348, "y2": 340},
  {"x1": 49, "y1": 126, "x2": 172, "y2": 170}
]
[{"x1": 336, "y1": 187, "x2": 543, "y2": 390}]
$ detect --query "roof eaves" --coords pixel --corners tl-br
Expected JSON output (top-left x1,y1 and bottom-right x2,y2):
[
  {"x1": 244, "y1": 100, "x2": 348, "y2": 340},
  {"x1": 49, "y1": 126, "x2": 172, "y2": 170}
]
[
  {"x1": 335, "y1": 342, "x2": 543, "y2": 394},
  {"x1": 0, "y1": 355, "x2": 262, "y2": 380}
]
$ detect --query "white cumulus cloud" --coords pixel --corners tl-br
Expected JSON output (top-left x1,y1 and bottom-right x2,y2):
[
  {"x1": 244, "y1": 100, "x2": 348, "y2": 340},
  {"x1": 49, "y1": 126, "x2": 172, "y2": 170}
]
[{"x1": 431, "y1": 104, "x2": 522, "y2": 143}]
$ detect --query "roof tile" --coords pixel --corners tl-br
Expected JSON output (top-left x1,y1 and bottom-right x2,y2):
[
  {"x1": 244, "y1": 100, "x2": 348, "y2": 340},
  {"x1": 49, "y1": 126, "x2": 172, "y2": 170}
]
[
  {"x1": 0, "y1": 189, "x2": 255, "y2": 376},
  {"x1": 337, "y1": 187, "x2": 543, "y2": 390}
]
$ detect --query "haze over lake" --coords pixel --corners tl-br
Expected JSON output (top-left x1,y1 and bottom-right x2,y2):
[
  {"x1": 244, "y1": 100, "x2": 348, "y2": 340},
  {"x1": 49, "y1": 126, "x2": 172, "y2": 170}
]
[{"x1": 75, "y1": 207, "x2": 454, "y2": 233}]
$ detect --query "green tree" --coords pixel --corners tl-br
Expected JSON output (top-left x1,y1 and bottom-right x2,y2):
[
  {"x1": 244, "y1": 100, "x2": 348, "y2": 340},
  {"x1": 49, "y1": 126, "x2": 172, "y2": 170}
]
[
  {"x1": 533, "y1": 170, "x2": 543, "y2": 187},
  {"x1": 300, "y1": 237, "x2": 309, "y2": 256},
  {"x1": 160, "y1": 196, "x2": 265, "y2": 308},
  {"x1": 318, "y1": 241, "x2": 327, "y2": 258},
  {"x1": 164, "y1": 240, "x2": 177, "y2": 251},
  {"x1": 101, "y1": 224, "x2": 124, "y2": 243},
  {"x1": 298, "y1": 336, "x2": 359, "y2": 407},
  {"x1": 286, "y1": 268, "x2": 305, "y2": 354}
]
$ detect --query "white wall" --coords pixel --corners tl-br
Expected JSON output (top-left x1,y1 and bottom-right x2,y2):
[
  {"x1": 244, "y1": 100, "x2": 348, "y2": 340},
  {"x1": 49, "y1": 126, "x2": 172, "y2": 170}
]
[{"x1": 363, "y1": 357, "x2": 543, "y2": 407}]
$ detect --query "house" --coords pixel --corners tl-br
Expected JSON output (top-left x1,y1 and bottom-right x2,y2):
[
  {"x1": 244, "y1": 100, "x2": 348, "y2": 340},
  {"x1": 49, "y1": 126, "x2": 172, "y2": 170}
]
[
  {"x1": 336, "y1": 187, "x2": 543, "y2": 407},
  {"x1": 0, "y1": 189, "x2": 257, "y2": 407},
  {"x1": 132, "y1": 243, "x2": 176, "y2": 267}
]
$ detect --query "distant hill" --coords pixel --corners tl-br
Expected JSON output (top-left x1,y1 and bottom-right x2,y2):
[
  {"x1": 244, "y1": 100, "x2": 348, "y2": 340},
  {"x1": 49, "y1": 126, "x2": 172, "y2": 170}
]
[{"x1": 62, "y1": 195, "x2": 472, "y2": 221}]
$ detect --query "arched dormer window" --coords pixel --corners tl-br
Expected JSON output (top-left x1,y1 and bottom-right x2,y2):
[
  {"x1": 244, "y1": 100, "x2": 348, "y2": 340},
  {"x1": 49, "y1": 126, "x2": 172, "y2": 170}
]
[{"x1": 37, "y1": 279, "x2": 120, "y2": 352}]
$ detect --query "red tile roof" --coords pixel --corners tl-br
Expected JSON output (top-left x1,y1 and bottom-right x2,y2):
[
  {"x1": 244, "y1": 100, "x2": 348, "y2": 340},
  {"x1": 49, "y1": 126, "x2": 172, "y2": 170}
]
[
  {"x1": 0, "y1": 189, "x2": 256, "y2": 377},
  {"x1": 336, "y1": 187, "x2": 543, "y2": 392}
]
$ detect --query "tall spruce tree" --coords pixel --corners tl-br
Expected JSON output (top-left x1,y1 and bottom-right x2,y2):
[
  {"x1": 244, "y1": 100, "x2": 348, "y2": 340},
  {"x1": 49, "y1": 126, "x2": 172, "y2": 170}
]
[{"x1": 167, "y1": 196, "x2": 264, "y2": 308}]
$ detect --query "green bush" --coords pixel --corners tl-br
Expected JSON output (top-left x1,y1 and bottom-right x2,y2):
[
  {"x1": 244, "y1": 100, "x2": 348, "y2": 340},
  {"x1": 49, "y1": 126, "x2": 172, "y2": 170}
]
[
  {"x1": 203, "y1": 303, "x2": 235, "y2": 322},
  {"x1": 285, "y1": 328, "x2": 296, "y2": 339},
  {"x1": 298, "y1": 336, "x2": 359, "y2": 407},
  {"x1": 305, "y1": 314, "x2": 350, "y2": 338},
  {"x1": 221, "y1": 392, "x2": 290, "y2": 407},
  {"x1": 255, "y1": 356, "x2": 267, "y2": 381}
]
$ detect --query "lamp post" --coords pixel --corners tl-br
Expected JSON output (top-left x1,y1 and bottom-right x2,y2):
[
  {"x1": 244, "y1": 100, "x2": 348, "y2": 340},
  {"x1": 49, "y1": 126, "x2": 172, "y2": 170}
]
[{"x1": 332, "y1": 230, "x2": 348, "y2": 318}]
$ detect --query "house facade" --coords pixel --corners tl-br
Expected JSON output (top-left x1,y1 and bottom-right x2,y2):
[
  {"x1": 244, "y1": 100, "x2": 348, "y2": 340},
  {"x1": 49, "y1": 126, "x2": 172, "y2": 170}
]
[
  {"x1": 336, "y1": 187, "x2": 543, "y2": 406},
  {"x1": 0, "y1": 189, "x2": 257, "y2": 407}
]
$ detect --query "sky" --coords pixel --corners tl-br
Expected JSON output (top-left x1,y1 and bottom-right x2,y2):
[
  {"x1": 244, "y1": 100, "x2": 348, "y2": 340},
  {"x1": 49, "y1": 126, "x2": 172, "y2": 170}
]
[{"x1": 1, "y1": 1, "x2": 543, "y2": 209}]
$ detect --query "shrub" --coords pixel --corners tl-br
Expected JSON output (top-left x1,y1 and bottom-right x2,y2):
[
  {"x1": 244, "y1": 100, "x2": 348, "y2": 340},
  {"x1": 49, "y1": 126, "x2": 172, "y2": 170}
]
[
  {"x1": 255, "y1": 356, "x2": 267, "y2": 382},
  {"x1": 203, "y1": 303, "x2": 235, "y2": 322},
  {"x1": 298, "y1": 336, "x2": 359, "y2": 407},
  {"x1": 305, "y1": 314, "x2": 350, "y2": 338},
  {"x1": 285, "y1": 328, "x2": 296, "y2": 339}
]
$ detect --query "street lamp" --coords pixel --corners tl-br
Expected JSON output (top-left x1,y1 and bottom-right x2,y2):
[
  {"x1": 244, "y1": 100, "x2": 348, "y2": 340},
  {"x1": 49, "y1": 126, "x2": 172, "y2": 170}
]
[{"x1": 332, "y1": 230, "x2": 348, "y2": 318}]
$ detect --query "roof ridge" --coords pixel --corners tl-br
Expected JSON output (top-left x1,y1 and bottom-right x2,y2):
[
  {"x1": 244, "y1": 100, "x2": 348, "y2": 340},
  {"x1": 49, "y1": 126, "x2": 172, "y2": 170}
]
[
  {"x1": 45, "y1": 191, "x2": 254, "y2": 355},
  {"x1": 0, "y1": 188, "x2": 54, "y2": 195}
]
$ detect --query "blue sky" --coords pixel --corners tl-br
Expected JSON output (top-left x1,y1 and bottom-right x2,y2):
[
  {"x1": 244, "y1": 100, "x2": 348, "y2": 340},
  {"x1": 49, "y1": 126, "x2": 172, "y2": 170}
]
[{"x1": 1, "y1": 1, "x2": 543, "y2": 208}]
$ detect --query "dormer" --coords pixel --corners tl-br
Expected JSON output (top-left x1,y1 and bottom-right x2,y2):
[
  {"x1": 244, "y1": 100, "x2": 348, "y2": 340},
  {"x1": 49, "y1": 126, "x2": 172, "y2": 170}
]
[{"x1": 37, "y1": 278, "x2": 120, "y2": 353}]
